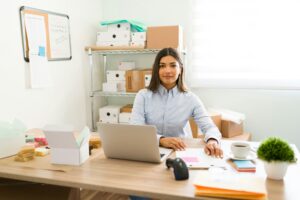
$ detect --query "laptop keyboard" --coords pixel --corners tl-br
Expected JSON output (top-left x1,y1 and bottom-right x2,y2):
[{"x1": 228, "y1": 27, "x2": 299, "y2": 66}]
[{"x1": 160, "y1": 153, "x2": 165, "y2": 158}]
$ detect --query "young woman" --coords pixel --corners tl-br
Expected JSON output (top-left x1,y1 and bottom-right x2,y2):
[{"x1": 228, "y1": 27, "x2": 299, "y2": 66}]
[{"x1": 131, "y1": 47, "x2": 223, "y2": 157}]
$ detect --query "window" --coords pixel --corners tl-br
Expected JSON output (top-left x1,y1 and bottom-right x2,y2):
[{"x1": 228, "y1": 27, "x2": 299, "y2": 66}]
[{"x1": 189, "y1": 0, "x2": 300, "y2": 89}]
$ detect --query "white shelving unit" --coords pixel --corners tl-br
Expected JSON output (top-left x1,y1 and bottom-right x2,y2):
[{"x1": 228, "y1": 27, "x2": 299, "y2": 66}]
[{"x1": 86, "y1": 46, "x2": 161, "y2": 130}]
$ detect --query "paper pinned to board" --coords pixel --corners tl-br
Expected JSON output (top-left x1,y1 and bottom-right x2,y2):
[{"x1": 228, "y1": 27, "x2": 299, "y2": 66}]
[{"x1": 208, "y1": 108, "x2": 246, "y2": 124}]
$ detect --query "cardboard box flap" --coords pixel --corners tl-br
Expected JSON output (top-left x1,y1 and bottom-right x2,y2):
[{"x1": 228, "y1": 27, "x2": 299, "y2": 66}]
[{"x1": 44, "y1": 125, "x2": 78, "y2": 149}]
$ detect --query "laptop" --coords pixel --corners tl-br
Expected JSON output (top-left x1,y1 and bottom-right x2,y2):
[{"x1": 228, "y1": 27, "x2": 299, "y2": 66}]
[{"x1": 97, "y1": 123, "x2": 173, "y2": 163}]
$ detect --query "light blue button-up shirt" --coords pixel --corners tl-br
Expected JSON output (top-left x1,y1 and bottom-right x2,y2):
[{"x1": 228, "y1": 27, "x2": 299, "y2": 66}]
[{"x1": 130, "y1": 85, "x2": 221, "y2": 143}]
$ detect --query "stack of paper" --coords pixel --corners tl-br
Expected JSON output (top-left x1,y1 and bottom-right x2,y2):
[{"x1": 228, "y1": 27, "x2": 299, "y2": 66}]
[
  {"x1": 194, "y1": 170, "x2": 267, "y2": 200},
  {"x1": 232, "y1": 160, "x2": 256, "y2": 172},
  {"x1": 176, "y1": 148, "x2": 227, "y2": 169}
]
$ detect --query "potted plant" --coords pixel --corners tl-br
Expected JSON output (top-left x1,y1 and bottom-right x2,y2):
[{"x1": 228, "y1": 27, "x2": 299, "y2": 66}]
[{"x1": 257, "y1": 137, "x2": 297, "y2": 180}]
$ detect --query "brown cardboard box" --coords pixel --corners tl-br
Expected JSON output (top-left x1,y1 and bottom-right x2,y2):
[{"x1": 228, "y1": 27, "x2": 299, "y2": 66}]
[
  {"x1": 146, "y1": 25, "x2": 183, "y2": 49},
  {"x1": 140, "y1": 69, "x2": 152, "y2": 88},
  {"x1": 221, "y1": 120, "x2": 243, "y2": 138},
  {"x1": 120, "y1": 104, "x2": 133, "y2": 113},
  {"x1": 189, "y1": 113, "x2": 222, "y2": 138},
  {"x1": 126, "y1": 70, "x2": 143, "y2": 92}
]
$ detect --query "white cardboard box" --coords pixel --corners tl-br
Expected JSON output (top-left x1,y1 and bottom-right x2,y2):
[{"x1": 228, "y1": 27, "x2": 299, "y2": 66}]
[
  {"x1": 144, "y1": 74, "x2": 152, "y2": 87},
  {"x1": 97, "y1": 31, "x2": 130, "y2": 42},
  {"x1": 107, "y1": 23, "x2": 131, "y2": 32},
  {"x1": 118, "y1": 61, "x2": 136, "y2": 70},
  {"x1": 131, "y1": 32, "x2": 146, "y2": 41},
  {"x1": 99, "y1": 105, "x2": 122, "y2": 123},
  {"x1": 96, "y1": 40, "x2": 130, "y2": 47},
  {"x1": 44, "y1": 125, "x2": 90, "y2": 166},
  {"x1": 130, "y1": 41, "x2": 146, "y2": 48},
  {"x1": 119, "y1": 112, "x2": 132, "y2": 124},
  {"x1": 103, "y1": 81, "x2": 125, "y2": 92},
  {"x1": 106, "y1": 70, "x2": 126, "y2": 81}
]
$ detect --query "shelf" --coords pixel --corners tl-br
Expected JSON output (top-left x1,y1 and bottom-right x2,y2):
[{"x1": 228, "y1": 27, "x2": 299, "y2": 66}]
[
  {"x1": 85, "y1": 46, "x2": 161, "y2": 55},
  {"x1": 92, "y1": 90, "x2": 137, "y2": 97}
]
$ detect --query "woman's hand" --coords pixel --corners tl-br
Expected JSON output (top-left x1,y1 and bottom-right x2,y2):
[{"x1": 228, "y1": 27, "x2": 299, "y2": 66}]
[
  {"x1": 204, "y1": 139, "x2": 223, "y2": 158},
  {"x1": 159, "y1": 137, "x2": 186, "y2": 150}
]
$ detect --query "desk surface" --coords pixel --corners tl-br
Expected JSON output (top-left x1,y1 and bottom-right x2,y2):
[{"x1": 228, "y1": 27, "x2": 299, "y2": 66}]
[{"x1": 0, "y1": 139, "x2": 299, "y2": 200}]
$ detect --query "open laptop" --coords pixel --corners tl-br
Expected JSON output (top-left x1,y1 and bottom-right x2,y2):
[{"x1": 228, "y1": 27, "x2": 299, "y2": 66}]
[{"x1": 97, "y1": 123, "x2": 173, "y2": 163}]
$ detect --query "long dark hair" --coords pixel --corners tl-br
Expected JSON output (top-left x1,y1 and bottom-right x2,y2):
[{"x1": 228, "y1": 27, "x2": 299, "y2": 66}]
[{"x1": 148, "y1": 48, "x2": 187, "y2": 92}]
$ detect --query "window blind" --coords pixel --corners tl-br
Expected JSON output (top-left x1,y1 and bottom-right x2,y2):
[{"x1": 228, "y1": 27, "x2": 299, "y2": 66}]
[{"x1": 190, "y1": 0, "x2": 300, "y2": 89}]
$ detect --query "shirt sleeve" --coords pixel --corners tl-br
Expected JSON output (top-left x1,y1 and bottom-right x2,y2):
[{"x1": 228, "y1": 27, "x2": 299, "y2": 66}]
[{"x1": 191, "y1": 94, "x2": 222, "y2": 143}]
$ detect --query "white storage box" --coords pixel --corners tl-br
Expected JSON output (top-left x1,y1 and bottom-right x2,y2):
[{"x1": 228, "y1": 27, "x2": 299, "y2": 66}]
[
  {"x1": 103, "y1": 81, "x2": 125, "y2": 92},
  {"x1": 96, "y1": 40, "x2": 130, "y2": 47},
  {"x1": 44, "y1": 125, "x2": 90, "y2": 166},
  {"x1": 118, "y1": 61, "x2": 136, "y2": 70},
  {"x1": 97, "y1": 31, "x2": 130, "y2": 42},
  {"x1": 144, "y1": 74, "x2": 152, "y2": 87},
  {"x1": 107, "y1": 23, "x2": 131, "y2": 32},
  {"x1": 106, "y1": 70, "x2": 126, "y2": 81},
  {"x1": 130, "y1": 41, "x2": 146, "y2": 48},
  {"x1": 131, "y1": 32, "x2": 146, "y2": 41},
  {"x1": 119, "y1": 112, "x2": 132, "y2": 124},
  {"x1": 99, "y1": 105, "x2": 122, "y2": 123}
]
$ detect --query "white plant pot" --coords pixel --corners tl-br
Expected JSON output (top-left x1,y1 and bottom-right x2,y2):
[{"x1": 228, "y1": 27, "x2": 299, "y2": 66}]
[{"x1": 264, "y1": 161, "x2": 289, "y2": 180}]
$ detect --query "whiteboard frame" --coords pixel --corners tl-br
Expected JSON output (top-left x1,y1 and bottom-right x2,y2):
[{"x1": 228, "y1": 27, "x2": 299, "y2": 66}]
[{"x1": 19, "y1": 6, "x2": 72, "y2": 62}]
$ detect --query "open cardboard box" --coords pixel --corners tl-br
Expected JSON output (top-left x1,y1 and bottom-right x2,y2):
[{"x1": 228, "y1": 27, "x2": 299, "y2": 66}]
[{"x1": 44, "y1": 125, "x2": 90, "y2": 166}]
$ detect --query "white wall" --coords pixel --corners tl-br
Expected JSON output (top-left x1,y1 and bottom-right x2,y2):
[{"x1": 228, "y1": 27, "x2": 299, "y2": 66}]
[
  {"x1": 101, "y1": 0, "x2": 300, "y2": 148},
  {"x1": 0, "y1": 0, "x2": 102, "y2": 130}
]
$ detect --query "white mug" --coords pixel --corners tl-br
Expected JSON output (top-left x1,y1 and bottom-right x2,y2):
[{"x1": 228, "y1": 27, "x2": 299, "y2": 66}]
[{"x1": 231, "y1": 142, "x2": 251, "y2": 158}]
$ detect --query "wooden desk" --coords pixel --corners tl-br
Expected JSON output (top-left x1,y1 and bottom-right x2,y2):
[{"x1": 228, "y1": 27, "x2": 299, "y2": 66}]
[{"x1": 0, "y1": 139, "x2": 299, "y2": 200}]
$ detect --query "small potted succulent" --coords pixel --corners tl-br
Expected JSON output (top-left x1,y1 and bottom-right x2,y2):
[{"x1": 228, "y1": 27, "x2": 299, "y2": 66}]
[{"x1": 257, "y1": 137, "x2": 297, "y2": 180}]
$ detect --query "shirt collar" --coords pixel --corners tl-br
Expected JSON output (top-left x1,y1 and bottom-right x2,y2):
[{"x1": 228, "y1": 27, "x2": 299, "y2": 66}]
[{"x1": 158, "y1": 84, "x2": 179, "y2": 97}]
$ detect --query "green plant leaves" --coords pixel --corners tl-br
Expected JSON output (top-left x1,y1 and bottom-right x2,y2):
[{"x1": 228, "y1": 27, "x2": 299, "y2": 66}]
[{"x1": 257, "y1": 137, "x2": 296, "y2": 163}]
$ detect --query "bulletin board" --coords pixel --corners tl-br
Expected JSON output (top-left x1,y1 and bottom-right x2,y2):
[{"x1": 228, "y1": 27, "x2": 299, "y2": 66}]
[{"x1": 19, "y1": 6, "x2": 72, "y2": 62}]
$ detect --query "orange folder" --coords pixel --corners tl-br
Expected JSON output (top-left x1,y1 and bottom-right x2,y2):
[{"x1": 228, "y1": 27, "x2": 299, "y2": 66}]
[{"x1": 193, "y1": 171, "x2": 267, "y2": 200}]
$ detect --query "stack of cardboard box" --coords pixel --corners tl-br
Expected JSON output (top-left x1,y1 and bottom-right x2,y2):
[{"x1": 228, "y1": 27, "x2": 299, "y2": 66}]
[
  {"x1": 190, "y1": 112, "x2": 244, "y2": 139},
  {"x1": 96, "y1": 22, "x2": 147, "y2": 48},
  {"x1": 146, "y1": 25, "x2": 183, "y2": 50},
  {"x1": 126, "y1": 69, "x2": 152, "y2": 92},
  {"x1": 96, "y1": 23, "x2": 131, "y2": 47},
  {"x1": 99, "y1": 104, "x2": 133, "y2": 124}
]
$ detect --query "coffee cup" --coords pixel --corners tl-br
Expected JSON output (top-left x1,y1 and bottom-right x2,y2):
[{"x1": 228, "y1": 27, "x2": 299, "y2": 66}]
[{"x1": 231, "y1": 142, "x2": 251, "y2": 158}]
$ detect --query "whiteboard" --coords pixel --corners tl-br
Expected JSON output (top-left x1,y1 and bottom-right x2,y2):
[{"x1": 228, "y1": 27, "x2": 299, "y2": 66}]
[{"x1": 20, "y1": 6, "x2": 72, "y2": 61}]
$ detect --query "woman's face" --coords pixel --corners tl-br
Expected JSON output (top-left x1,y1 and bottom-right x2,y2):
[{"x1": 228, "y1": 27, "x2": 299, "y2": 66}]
[{"x1": 158, "y1": 55, "x2": 181, "y2": 90}]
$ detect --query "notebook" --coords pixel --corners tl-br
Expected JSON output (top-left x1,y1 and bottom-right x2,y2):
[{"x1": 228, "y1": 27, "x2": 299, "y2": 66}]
[
  {"x1": 176, "y1": 148, "x2": 227, "y2": 169},
  {"x1": 97, "y1": 123, "x2": 173, "y2": 163}
]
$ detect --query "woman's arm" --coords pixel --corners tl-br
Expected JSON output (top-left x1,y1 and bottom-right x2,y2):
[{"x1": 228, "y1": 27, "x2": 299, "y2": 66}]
[{"x1": 191, "y1": 94, "x2": 223, "y2": 157}]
